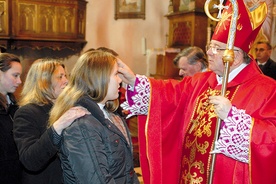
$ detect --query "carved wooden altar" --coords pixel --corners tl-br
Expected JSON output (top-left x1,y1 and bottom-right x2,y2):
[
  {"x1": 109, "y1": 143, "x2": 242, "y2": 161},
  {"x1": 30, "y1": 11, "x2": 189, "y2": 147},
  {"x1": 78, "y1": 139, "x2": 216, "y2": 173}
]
[{"x1": 0, "y1": 0, "x2": 87, "y2": 51}]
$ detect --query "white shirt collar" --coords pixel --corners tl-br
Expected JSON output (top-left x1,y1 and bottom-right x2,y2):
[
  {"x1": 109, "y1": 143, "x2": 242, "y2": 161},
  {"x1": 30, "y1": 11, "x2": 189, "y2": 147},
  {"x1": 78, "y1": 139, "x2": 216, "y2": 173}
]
[
  {"x1": 98, "y1": 103, "x2": 104, "y2": 110},
  {"x1": 216, "y1": 63, "x2": 248, "y2": 85},
  {"x1": 98, "y1": 103, "x2": 109, "y2": 119},
  {"x1": 257, "y1": 61, "x2": 266, "y2": 65},
  {"x1": 6, "y1": 95, "x2": 11, "y2": 104}
]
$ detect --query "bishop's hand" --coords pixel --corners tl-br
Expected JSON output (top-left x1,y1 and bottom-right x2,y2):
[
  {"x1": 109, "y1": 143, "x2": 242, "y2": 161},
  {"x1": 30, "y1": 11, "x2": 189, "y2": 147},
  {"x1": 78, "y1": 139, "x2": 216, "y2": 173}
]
[
  {"x1": 209, "y1": 95, "x2": 232, "y2": 120},
  {"x1": 117, "y1": 59, "x2": 136, "y2": 86}
]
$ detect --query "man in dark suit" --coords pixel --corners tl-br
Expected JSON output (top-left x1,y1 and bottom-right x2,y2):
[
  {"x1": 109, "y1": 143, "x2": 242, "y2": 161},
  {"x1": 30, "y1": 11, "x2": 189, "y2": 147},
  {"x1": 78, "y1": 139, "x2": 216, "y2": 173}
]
[{"x1": 255, "y1": 41, "x2": 276, "y2": 80}]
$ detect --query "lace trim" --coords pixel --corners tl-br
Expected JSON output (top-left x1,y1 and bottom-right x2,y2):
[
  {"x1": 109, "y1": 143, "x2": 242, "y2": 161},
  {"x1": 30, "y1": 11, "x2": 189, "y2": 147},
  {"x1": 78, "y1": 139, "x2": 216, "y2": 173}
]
[
  {"x1": 212, "y1": 106, "x2": 252, "y2": 163},
  {"x1": 121, "y1": 75, "x2": 150, "y2": 118}
]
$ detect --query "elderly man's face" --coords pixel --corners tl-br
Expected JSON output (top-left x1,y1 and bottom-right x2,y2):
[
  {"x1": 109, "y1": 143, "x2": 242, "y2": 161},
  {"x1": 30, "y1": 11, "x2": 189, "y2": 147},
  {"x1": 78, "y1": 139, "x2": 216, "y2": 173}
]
[
  {"x1": 206, "y1": 40, "x2": 229, "y2": 76},
  {"x1": 178, "y1": 57, "x2": 202, "y2": 77},
  {"x1": 206, "y1": 40, "x2": 243, "y2": 76}
]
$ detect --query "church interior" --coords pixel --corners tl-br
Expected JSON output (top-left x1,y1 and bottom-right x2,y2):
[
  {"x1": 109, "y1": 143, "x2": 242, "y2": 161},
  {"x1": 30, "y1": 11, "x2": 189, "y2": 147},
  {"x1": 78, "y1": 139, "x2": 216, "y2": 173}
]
[{"x1": 1, "y1": 0, "x2": 275, "y2": 183}]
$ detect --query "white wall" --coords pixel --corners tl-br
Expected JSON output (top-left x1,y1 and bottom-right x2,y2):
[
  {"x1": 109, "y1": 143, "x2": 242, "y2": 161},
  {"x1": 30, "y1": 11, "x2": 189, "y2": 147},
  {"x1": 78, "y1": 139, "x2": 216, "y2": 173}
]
[{"x1": 66, "y1": 0, "x2": 169, "y2": 75}]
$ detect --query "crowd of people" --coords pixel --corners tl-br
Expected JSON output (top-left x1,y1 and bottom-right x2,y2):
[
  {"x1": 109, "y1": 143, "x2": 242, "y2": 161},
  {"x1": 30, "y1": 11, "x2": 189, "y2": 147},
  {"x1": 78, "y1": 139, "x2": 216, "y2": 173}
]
[
  {"x1": 0, "y1": 49, "x2": 140, "y2": 184},
  {"x1": 0, "y1": 0, "x2": 276, "y2": 184}
]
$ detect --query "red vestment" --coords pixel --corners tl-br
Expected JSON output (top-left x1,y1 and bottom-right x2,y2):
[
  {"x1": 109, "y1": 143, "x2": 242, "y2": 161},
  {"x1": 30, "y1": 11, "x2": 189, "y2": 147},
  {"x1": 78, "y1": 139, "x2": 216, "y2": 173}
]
[{"x1": 138, "y1": 61, "x2": 276, "y2": 184}]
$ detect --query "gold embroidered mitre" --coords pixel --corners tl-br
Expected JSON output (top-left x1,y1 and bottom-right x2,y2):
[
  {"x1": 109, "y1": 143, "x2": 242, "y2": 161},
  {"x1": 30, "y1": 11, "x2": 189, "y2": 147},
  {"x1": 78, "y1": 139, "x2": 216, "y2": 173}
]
[{"x1": 212, "y1": 1, "x2": 267, "y2": 53}]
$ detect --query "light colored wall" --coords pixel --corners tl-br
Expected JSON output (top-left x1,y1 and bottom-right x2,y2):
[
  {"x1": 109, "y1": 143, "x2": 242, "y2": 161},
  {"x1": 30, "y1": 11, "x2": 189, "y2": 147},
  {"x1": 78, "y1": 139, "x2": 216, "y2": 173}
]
[{"x1": 65, "y1": 0, "x2": 169, "y2": 75}]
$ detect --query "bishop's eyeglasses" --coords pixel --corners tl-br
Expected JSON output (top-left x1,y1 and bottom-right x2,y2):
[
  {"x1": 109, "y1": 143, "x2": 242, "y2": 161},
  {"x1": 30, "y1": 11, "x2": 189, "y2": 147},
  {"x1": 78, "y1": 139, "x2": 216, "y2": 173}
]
[{"x1": 206, "y1": 44, "x2": 239, "y2": 54}]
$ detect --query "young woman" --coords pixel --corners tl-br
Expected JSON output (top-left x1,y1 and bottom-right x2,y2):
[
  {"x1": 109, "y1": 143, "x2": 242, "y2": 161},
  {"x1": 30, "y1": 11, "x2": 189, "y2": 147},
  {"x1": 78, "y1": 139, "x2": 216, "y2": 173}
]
[
  {"x1": 49, "y1": 50, "x2": 139, "y2": 184},
  {"x1": 0, "y1": 53, "x2": 22, "y2": 184},
  {"x1": 13, "y1": 58, "x2": 89, "y2": 184}
]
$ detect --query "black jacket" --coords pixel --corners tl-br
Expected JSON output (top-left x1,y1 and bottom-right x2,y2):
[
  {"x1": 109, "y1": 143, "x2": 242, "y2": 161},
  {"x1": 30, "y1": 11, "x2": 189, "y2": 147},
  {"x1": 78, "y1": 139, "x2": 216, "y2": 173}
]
[
  {"x1": 13, "y1": 103, "x2": 63, "y2": 184},
  {"x1": 258, "y1": 58, "x2": 276, "y2": 80},
  {"x1": 0, "y1": 93, "x2": 22, "y2": 184},
  {"x1": 60, "y1": 95, "x2": 139, "y2": 184}
]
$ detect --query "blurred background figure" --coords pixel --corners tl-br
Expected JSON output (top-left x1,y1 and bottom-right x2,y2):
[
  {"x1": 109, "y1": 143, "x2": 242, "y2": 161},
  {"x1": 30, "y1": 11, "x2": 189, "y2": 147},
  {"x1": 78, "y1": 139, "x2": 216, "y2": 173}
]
[
  {"x1": 13, "y1": 58, "x2": 88, "y2": 184},
  {"x1": 173, "y1": 46, "x2": 208, "y2": 78},
  {"x1": 0, "y1": 53, "x2": 22, "y2": 184},
  {"x1": 255, "y1": 41, "x2": 276, "y2": 80}
]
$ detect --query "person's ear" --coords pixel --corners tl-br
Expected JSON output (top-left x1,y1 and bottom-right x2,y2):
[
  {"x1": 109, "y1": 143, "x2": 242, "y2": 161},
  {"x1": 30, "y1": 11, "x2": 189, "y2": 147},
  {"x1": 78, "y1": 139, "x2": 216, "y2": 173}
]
[
  {"x1": 231, "y1": 50, "x2": 243, "y2": 67},
  {"x1": 268, "y1": 49, "x2": 272, "y2": 56},
  {"x1": 195, "y1": 61, "x2": 202, "y2": 71}
]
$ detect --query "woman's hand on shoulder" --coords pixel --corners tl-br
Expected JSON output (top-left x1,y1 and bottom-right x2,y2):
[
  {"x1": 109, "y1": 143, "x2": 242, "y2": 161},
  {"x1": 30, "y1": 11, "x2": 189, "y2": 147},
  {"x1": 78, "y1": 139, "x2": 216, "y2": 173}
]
[{"x1": 53, "y1": 106, "x2": 90, "y2": 135}]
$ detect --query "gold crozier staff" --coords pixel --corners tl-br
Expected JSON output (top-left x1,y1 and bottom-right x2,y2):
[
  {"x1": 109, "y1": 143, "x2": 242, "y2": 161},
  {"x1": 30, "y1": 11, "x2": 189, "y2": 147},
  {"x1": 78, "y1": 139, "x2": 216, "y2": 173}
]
[{"x1": 204, "y1": 0, "x2": 239, "y2": 183}]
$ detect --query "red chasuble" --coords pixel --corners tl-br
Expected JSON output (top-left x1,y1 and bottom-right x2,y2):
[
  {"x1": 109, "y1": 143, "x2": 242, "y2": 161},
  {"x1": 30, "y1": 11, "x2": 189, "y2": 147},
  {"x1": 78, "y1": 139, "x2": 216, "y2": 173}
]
[{"x1": 138, "y1": 61, "x2": 276, "y2": 184}]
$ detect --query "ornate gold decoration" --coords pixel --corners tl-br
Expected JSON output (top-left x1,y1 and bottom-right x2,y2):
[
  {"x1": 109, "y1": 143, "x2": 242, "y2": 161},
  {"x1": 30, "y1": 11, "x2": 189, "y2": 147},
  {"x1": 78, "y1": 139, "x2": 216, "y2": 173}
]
[
  {"x1": 215, "y1": 11, "x2": 233, "y2": 35},
  {"x1": 180, "y1": 85, "x2": 240, "y2": 184}
]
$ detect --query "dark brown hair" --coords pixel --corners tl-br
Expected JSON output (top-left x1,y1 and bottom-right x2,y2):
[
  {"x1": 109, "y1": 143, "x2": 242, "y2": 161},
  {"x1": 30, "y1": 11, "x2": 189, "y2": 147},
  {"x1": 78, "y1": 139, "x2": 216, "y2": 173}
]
[{"x1": 0, "y1": 53, "x2": 21, "y2": 110}]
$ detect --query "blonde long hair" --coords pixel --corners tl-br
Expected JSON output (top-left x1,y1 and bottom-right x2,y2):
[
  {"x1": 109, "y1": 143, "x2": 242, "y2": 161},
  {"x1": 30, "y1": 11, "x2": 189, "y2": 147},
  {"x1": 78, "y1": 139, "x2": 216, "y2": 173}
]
[
  {"x1": 18, "y1": 58, "x2": 65, "y2": 106},
  {"x1": 49, "y1": 50, "x2": 118, "y2": 126}
]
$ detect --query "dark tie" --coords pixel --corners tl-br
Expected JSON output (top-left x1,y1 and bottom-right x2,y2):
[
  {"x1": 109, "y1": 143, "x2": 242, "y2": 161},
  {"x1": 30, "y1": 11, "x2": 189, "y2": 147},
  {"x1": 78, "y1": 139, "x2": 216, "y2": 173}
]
[{"x1": 258, "y1": 64, "x2": 264, "y2": 70}]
